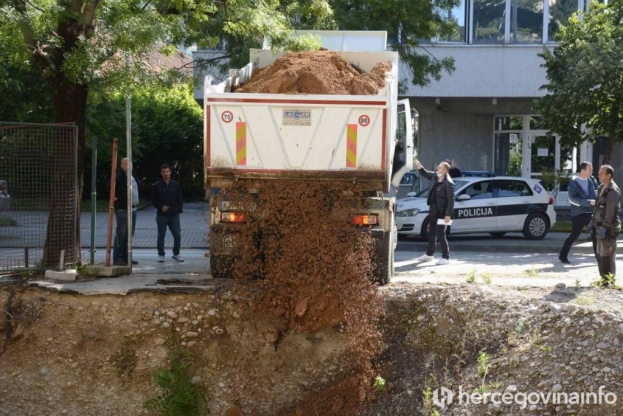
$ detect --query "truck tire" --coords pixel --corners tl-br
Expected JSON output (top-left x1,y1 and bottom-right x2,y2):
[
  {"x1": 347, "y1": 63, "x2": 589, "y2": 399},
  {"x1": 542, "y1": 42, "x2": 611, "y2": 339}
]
[
  {"x1": 374, "y1": 233, "x2": 394, "y2": 285},
  {"x1": 210, "y1": 255, "x2": 234, "y2": 279},
  {"x1": 522, "y1": 213, "x2": 548, "y2": 240}
]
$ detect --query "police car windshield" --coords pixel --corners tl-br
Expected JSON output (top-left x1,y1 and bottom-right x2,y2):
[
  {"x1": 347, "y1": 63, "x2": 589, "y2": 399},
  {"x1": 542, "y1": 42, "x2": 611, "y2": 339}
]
[{"x1": 414, "y1": 180, "x2": 469, "y2": 198}]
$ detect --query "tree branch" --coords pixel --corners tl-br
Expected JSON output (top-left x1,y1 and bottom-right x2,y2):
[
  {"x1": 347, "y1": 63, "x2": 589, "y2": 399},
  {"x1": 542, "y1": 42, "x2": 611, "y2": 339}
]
[{"x1": 24, "y1": 0, "x2": 44, "y2": 13}]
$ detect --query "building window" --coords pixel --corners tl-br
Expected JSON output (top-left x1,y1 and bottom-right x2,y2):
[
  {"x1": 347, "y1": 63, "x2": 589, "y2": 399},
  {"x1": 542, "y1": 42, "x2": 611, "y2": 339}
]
[
  {"x1": 548, "y1": 0, "x2": 578, "y2": 41},
  {"x1": 439, "y1": 1, "x2": 468, "y2": 42},
  {"x1": 473, "y1": 0, "x2": 507, "y2": 43},
  {"x1": 494, "y1": 117, "x2": 523, "y2": 176},
  {"x1": 510, "y1": 0, "x2": 544, "y2": 43},
  {"x1": 427, "y1": 0, "x2": 591, "y2": 44}
]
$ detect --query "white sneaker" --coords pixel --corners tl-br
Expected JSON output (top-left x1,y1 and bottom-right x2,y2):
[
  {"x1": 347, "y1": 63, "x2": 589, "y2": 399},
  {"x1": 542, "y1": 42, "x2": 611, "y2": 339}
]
[
  {"x1": 158, "y1": 256, "x2": 165, "y2": 263},
  {"x1": 436, "y1": 258, "x2": 450, "y2": 265},
  {"x1": 416, "y1": 254, "x2": 434, "y2": 262},
  {"x1": 172, "y1": 255, "x2": 184, "y2": 262}
]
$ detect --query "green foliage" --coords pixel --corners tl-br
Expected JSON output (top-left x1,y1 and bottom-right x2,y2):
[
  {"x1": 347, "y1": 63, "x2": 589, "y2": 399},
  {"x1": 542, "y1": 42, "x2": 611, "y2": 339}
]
[
  {"x1": 477, "y1": 351, "x2": 490, "y2": 379},
  {"x1": 330, "y1": 0, "x2": 458, "y2": 86},
  {"x1": 482, "y1": 272, "x2": 492, "y2": 285},
  {"x1": 86, "y1": 83, "x2": 204, "y2": 199},
  {"x1": 535, "y1": 1, "x2": 623, "y2": 163},
  {"x1": 540, "y1": 168, "x2": 572, "y2": 193},
  {"x1": 374, "y1": 375, "x2": 388, "y2": 393},
  {"x1": 592, "y1": 273, "x2": 617, "y2": 289},
  {"x1": 144, "y1": 349, "x2": 209, "y2": 416},
  {"x1": 466, "y1": 269, "x2": 477, "y2": 283}
]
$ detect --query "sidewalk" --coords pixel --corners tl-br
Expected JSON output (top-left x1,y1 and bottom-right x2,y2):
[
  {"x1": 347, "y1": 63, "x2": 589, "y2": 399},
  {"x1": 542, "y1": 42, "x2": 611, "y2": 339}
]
[
  {"x1": 80, "y1": 202, "x2": 210, "y2": 249},
  {"x1": 23, "y1": 248, "x2": 621, "y2": 295},
  {"x1": 396, "y1": 231, "x2": 623, "y2": 254}
]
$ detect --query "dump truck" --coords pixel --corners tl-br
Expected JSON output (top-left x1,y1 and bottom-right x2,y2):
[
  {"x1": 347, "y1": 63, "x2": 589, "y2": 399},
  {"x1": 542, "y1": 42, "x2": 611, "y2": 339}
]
[{"x1": 203, "y1": 31, "x2": 414, "y2": 284}]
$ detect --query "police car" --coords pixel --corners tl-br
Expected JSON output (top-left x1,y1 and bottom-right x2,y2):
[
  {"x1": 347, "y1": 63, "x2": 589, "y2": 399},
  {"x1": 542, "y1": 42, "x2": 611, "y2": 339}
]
[{"x1": 395, "y1": 176, "x2": 556, "y2": 240}]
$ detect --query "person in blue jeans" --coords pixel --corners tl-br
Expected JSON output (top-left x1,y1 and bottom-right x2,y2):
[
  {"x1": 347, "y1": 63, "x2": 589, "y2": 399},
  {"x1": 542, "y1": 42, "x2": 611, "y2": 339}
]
[
  {"x1": 113, "y1": 158, "x2": 140, "y2": 266},
  {"x1": 151, "y1": 164, "x2": 184, "y2": 262},
  {"x1": 559, "y1": 162, "x2": 597, "y2": 264}
]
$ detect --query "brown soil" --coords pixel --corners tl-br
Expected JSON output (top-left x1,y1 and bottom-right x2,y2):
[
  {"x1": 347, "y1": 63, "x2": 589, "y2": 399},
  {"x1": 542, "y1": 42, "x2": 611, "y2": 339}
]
[
  {"x1": 3, "y1": 284, "x2": 623, "y2": 415},
  {"x1": 234, "y1": 51, "x2": 391, "y2": 95},
  {"x1": 210, "y1": 180, "x2": 385, "y2": 415}
]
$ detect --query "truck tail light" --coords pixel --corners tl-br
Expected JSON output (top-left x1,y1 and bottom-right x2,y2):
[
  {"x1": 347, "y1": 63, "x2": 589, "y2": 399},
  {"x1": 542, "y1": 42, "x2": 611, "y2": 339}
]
[
  {"x1": 352, "y1": 214, "x2": 379, "y2": 226},
  {"x1": 548, "y1": 196, "x2": 554, "y2": 205},
  {"x1": 220, "y1": 212, "x2": 246, "y2": 223}
]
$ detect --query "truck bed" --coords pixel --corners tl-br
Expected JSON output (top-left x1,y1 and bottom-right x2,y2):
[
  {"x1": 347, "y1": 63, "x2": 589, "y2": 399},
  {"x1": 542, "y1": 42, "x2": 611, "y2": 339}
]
[{"x1": 204, "y1": 50, "x2": 399, "y2": 191}]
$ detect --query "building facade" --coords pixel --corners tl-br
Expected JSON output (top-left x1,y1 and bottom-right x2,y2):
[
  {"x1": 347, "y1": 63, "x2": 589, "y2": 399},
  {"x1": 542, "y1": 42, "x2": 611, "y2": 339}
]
[{"x1": 406, "y1": 0, "x2": 623, "y2": 198}]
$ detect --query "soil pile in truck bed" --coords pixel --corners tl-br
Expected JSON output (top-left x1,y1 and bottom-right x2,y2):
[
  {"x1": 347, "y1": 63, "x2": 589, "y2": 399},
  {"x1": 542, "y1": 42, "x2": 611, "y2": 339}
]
[{"x1": 234, "y1": 50, "x2": 392, "y2": 95}]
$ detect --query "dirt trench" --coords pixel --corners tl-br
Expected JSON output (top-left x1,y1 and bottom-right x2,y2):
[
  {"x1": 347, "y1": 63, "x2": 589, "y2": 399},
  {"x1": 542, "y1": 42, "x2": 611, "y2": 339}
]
[{"x1": 2, "y1": 283, "x2": 623, "y2": 415}]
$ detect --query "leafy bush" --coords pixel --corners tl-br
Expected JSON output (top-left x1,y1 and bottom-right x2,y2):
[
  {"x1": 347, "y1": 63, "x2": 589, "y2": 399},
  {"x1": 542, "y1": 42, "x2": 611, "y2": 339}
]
[{"x1": 144, "y1": 349, "x2": 209, "y2": 416}]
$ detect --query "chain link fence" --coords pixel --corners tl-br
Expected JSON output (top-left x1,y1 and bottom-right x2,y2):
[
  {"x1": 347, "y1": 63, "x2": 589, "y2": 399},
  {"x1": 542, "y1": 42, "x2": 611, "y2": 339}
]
[{"x1": 0, "y1": 122, "x2": 79, "y2": 273}]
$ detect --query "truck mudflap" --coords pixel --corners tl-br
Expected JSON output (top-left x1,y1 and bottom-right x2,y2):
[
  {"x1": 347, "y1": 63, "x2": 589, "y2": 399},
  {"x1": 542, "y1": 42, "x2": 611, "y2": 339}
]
[{"x1": 372, "y1": 229, "x2": 394, "y2": 285}]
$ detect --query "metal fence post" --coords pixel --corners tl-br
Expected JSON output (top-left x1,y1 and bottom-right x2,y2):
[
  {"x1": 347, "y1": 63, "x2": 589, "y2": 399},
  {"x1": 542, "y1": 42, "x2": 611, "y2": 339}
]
[
  {"x1": 106, "y1": 138, "x2": 118, "y2": 267},
  {"x1": 90, "y1": 137, "x2": 97, "y2": 264}
]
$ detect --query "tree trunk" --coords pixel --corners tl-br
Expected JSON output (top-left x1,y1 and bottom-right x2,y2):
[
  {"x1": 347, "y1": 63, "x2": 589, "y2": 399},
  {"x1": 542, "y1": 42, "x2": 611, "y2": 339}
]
[{"x1": 42, "y1": 77, "x2": 87, "y2": 267}]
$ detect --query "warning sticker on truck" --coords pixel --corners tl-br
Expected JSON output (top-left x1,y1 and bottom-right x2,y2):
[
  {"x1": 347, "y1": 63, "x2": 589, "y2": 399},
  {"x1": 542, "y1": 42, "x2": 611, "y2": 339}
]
[{"x1": 283, "y1": 108, "x2": 311, "y2": 126}]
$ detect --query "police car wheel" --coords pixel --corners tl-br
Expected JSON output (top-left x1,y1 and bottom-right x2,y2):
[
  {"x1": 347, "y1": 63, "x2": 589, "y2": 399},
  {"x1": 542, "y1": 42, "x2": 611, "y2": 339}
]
[{"x1": 522, "y1": 213, "x2": 548, "y2": 240}]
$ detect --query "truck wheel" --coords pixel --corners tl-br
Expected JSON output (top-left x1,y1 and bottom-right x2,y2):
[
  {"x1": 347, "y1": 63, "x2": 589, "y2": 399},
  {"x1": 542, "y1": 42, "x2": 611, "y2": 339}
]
[
  {"x1": 374, "y1": 234, "x2": 393, "y2": 285},
  {"x1": 210, "y1": 255, "x2": 234, "y2": 279},
  {"x1": 522, "y1": 213, "x2": 548, "y2": 240}
]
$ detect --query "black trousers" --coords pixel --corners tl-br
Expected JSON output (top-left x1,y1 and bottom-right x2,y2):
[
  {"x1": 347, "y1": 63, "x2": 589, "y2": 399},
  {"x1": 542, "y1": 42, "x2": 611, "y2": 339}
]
[
  {"x1": 426, "y1": 206, "x2": 449, "y2": 259},
  {"x1": 560, "y1": 213, "x2": 593, "y2": 259},
  {"x1": 594, "y1": 228, "x2": 618, "y2": 278}
]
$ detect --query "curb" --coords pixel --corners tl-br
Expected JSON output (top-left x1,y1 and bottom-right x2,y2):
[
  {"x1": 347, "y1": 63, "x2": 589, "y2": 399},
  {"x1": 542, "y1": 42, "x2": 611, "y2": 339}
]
[{"x1": 404, "y1": 243, "x2": 596, "y2": 254}]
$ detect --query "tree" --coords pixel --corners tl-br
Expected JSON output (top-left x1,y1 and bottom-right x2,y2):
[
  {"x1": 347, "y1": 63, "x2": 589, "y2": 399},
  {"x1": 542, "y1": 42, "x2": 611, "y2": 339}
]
[
  {"x1": 1, "y1": 0, "x2": 459, "y2": 265},
  {"x1": 86, "y1": 83, "x2": 204, "y2": 199},
  {"x1": 317, "y1": 0, "x2": 459, "y2": 87},
  {"x1": 0, "y1": 0, "x2": 330, "y2": 265},
  {"x1": 193, "y1": 0, "x2": 460, "y2": 87},
  {"x1": 535, "y1": 0, "x2": 623, "y2": 164}
]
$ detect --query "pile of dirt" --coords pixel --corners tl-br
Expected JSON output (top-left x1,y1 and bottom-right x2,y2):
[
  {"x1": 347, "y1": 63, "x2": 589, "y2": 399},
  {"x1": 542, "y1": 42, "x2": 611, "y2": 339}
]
[
  {"x1": 234, "y1": 51, "x2": 391, "y2": 95},
  {"x1": 364, "y1": 283, "x2": 623, "y2": 416}
]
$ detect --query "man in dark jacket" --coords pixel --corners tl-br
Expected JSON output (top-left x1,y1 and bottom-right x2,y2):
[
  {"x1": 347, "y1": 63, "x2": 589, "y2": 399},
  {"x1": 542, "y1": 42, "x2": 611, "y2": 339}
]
[
  {"x1": 591, "y1": 165, "x2": 621, "y2": 283},
  {"x1": 151, "y1": 164, "x2": 184, "y2": 262},
  {"x1": 559, "y1": 162, "x2": 597, "y2": 264},
  {"x1": 414, "y1": 160, "x2": 455, "y2": 265},
  {"x1": 113, "y1": 158, "x2": 140, "y2": 265}
]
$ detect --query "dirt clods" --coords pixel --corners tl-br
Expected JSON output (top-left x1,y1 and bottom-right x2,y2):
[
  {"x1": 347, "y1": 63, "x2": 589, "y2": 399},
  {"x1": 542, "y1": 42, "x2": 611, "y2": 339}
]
[{"x1": 210, "y1": 180, "x2": 385, "y2": 414}]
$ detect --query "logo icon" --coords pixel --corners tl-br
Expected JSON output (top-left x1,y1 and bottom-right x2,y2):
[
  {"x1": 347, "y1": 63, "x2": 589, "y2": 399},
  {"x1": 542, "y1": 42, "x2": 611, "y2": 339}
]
[
  {"x1": 534, "y1": 184, "x2": 542, "y2": 194},
  {"x1": 433, "y1": 387, "x2": 453, "y2": 407},
  {"x1": 283, "y1": 108, "x2": 311, "y2": 125}
]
